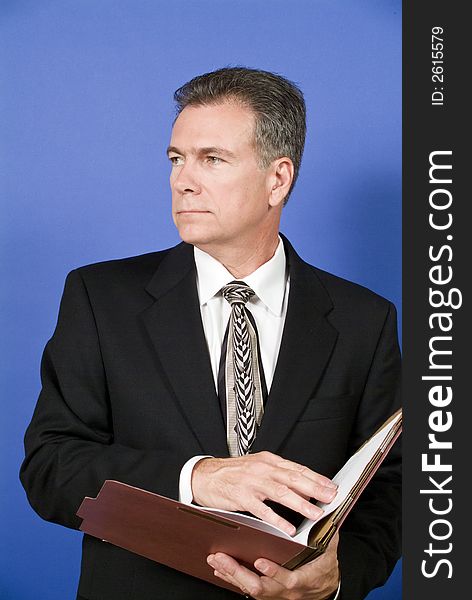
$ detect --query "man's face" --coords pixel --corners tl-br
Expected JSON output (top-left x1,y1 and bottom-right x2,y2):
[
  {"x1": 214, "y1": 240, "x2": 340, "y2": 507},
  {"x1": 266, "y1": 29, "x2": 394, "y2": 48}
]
[{"x1": 168, "y1": 102, "x2": 276, "y2": 251}]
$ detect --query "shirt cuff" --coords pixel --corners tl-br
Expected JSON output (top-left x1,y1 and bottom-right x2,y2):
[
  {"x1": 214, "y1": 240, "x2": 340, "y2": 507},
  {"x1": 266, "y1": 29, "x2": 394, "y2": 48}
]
[{"x1": 179, "y1": 455, "x2": 213, "y2": 504}]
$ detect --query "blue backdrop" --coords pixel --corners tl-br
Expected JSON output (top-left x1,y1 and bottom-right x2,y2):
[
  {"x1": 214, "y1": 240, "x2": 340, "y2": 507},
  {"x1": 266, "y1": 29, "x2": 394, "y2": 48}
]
[{"x1": 0, "y1": 1, "x2": 401, "y2": 598}]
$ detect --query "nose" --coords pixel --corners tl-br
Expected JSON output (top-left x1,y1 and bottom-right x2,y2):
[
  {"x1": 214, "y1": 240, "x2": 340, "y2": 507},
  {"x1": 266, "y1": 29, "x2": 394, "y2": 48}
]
[{"x1": 171, "y1": 160, "x2": 201, "y2": 195}]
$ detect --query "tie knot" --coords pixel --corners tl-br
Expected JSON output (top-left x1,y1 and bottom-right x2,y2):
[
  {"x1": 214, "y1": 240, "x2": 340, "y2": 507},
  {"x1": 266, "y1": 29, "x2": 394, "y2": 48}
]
[{"x1": 221, "y1": 281, "x2": 255, "y2": 306}]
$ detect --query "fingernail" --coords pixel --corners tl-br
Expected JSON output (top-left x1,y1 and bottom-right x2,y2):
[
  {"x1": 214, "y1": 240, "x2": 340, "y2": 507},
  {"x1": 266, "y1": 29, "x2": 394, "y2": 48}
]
[
  {"x1": 255, "y1": 560, "x2": 269, "y2": 574},
  {"x1": 326, "y1": 487, "x2": 337, "y2": 500},
  {"x1": 310, "y1": 506, "x2": 324, "y2": 519},
  {"x1": 326, "y1": 480, "x2": 338, "y2": 489},
  {"x1": 210, "y1": 556, "x2": 226, "y2": 574}
]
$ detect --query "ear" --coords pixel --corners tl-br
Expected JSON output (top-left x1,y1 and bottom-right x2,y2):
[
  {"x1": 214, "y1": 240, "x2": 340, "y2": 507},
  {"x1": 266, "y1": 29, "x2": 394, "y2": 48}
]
[{"x1": 268, "y1": 158, "x2": 294, "y2": 207}]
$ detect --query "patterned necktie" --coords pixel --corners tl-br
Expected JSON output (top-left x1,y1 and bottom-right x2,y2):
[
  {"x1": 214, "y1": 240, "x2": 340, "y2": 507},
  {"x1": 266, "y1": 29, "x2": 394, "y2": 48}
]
[{"x1": 220, "y1": 281, "x2": 264, "y2": 456}]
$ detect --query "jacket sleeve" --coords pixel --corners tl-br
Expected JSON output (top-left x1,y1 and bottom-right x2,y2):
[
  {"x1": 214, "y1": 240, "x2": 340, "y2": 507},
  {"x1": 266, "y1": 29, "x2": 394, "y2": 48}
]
[
  {"x1": 20, "y1": 269, "x2": 189, "y2": 530},
  {"x1": 337, "y1": 302, "x2": 402, "y2": 600}
]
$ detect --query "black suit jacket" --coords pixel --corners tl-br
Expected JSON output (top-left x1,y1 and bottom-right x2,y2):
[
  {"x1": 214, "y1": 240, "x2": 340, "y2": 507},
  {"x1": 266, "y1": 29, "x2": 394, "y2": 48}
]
[{"x1": 20, "y1": 236, "x2": 401, "y2": 600}]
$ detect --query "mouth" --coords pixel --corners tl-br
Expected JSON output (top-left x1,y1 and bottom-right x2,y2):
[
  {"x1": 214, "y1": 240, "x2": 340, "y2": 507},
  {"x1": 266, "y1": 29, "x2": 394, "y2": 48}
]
[{"x1": 176, "y1": 210, "x2": 211, "y2": 215}]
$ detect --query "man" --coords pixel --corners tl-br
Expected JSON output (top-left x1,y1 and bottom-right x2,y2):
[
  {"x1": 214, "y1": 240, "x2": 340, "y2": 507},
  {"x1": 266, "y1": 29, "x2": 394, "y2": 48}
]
[{"x1": 20, "y1": 67, "x2": 401, "y2": 600}]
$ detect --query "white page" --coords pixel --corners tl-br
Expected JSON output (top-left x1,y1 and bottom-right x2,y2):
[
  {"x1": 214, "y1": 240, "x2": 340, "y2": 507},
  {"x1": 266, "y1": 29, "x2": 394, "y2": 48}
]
[{"x1": 293, "y1": 412, "x2": 401, "y2": 545}]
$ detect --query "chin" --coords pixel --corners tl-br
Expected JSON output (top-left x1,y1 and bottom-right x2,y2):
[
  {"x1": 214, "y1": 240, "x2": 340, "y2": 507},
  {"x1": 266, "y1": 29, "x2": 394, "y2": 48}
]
[{"x1": 176, "y1": 225, "x2": 216, "y2": 246}]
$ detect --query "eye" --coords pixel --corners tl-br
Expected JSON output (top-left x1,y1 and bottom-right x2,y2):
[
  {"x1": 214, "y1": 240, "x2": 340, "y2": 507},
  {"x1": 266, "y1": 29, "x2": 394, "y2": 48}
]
[
  {"x1": 169, "y1": 156, "x2": 184, "y2": 166},
  {"x1": 206, "y1": 156, "x2": 223, "y2": 165}
]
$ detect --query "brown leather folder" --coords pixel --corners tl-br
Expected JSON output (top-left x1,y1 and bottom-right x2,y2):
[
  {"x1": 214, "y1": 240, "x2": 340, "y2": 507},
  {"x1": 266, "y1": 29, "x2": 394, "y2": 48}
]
[
  {"x1": 77, "y1": 480, "x2": 307, "y2": 594},
  {"x1": 77, "y1": 408, "x2": 402, "y2": 595}
]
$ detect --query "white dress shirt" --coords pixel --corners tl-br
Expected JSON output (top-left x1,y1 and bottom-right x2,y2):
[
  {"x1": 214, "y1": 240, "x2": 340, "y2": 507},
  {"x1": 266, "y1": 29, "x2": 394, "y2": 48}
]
[{"x1": 195, "y1": 237, "x2": 289, "y2": 391}]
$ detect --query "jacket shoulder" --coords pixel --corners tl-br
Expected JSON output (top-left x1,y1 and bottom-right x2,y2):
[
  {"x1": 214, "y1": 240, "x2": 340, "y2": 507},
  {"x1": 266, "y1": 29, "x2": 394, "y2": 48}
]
[
  {"x1": 70, "y1": 247, "x2": 177, "y2": 286},
  {"x1": 282, "y1": 234, "x2": 396, "y2": 316},
  {"x1": 309, "y1": 264, "x2": 396, "y2": 316}
]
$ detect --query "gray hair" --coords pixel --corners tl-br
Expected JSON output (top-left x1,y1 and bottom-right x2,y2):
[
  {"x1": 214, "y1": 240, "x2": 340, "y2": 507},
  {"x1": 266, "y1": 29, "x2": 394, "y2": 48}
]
[{"x1": 173, "y1": 67, "x2": 306, "y2": 203}]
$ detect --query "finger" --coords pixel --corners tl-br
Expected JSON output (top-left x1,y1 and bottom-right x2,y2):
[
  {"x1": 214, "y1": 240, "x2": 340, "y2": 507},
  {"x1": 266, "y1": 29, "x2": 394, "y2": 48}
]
[
  {"x1": 213, "y1": 561, "x2": 285, "y2": 599},
  {"x1": 246, "y1": 483, "x2": 327, "y2": 534},
  {"x1": 274, "y1": 469, "x2": 338, "y2": 505},
  {"x1": 254, "y1": 557, "x2": 299, "y2": 589},
  {"x1": 276, "y1": 457, "x2": 338, "y2": 489},
  {"x1": 245, "y1": 498, "x2": 297, "y2": 536},
  {"x1": 208, "y1": 553, "x2": 265, "y2": 598},
  {"x1": 265, "y1": 483, "x2": 327, "y2": 523},
  {"x1": 213, "y1": 569, "x2": 245, "y2": 592},
  {"x1": 213, "y1": 569, "x2": 259, "y2": 599}
]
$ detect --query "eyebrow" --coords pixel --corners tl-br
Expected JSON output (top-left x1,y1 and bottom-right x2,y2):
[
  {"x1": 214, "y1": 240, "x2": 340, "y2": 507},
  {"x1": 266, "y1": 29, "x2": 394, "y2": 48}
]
[{"x1": 166, "y1": 145, "x2": 237, "y2": 160}]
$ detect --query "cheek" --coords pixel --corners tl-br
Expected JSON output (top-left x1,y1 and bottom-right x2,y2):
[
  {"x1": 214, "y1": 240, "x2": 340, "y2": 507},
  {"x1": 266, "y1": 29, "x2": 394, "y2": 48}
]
[{"x1": 207, "y1": 171, "x2": 267, "y2": 221}]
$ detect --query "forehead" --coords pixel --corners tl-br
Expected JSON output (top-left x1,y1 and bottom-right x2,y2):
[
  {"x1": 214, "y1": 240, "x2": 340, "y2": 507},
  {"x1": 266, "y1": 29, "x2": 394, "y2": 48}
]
[{"x1": 170, "y1": 102, "x2": 255, "y2": 151}]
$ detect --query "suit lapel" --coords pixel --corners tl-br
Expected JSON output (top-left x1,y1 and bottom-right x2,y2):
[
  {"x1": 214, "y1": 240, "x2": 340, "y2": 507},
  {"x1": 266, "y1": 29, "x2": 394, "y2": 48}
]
[
  {"x1": 140, "y1": 243, "x2": 229, "y2": 457},
  {"x1": 251, "y1": 237, "x2": 339, "y2": 454}
]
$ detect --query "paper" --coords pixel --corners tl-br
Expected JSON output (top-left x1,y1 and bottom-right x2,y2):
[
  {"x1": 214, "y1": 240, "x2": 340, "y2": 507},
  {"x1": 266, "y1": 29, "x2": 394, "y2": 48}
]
[{"x1": 293, "y1": 411, "x2": 402, "y2": 544}]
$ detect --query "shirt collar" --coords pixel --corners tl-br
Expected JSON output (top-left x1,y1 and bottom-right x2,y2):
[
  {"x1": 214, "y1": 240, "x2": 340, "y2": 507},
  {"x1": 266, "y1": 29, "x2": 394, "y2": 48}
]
[{"x1": 193, "y1": 238, "x2": 287, "y2": 316}]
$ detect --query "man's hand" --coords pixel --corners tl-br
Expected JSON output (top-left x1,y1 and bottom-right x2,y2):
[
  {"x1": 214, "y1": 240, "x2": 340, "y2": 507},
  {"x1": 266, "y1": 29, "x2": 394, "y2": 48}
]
[
  {"x1": 192, "y1": 451, "x2": 337, "y2": 536},
  {"x1": 207, "y1": 532, "x2": 340, "y2": 600}
]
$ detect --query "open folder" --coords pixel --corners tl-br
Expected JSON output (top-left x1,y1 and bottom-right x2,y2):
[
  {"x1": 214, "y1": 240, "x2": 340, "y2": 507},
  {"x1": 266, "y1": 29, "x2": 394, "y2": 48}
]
[{"x1": 77, "y1": 408, "x2": 402, "y2": 594}]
